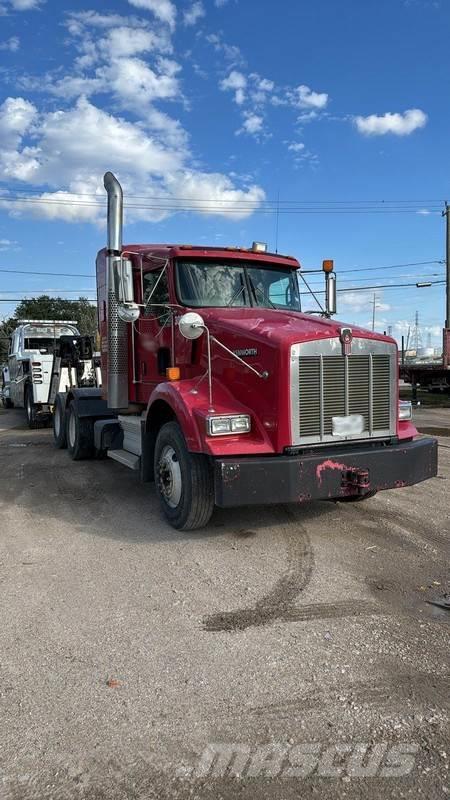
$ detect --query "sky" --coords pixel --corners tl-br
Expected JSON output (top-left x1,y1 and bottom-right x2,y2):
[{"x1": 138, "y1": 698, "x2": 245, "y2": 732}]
[{"x1": 0, "y1": 0, "x2": 448, "y2": 347}]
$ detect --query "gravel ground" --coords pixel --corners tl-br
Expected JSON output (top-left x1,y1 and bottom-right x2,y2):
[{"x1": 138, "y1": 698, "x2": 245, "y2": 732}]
[{"x1": 0, "y1": 406, "x2": 448, "y2": 799}]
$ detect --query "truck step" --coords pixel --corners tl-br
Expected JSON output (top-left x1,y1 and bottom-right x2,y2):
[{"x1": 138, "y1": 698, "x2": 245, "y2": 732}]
[
  {"x1": 107, "y1": 449, "x2": 140, "y2": 470},
  {"x1": 118, "y1": 414, "x2": 143, "y2": 456}
]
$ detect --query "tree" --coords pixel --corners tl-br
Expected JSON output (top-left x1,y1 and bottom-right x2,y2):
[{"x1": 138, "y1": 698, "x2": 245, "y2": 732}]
[{"x1": 0, "y1": 296, "x2": 98, "y2": 363}]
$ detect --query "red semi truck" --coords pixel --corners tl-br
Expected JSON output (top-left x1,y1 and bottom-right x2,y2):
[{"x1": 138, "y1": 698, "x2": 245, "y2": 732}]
[{"x1": 53, "y1": 172, "x2": 437, "y2": 530}]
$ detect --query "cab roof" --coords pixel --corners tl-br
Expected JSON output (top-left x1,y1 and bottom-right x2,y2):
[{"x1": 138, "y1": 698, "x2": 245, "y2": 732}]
[{"x1": 113, "y1": 244, "x2": 301, "y2": 269}]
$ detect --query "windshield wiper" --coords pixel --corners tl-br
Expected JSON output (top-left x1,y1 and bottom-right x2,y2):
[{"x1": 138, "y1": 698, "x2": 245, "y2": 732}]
[
  {"x1": 248, "y1": 276, "x2": 276, "y2": 309},
  {"x1": 226, "y1": 274, "x2": 246, "y2": 307}
]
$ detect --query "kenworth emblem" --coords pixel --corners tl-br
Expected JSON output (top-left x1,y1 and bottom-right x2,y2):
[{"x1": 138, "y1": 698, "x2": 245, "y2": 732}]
[
  {"x1": 339, "y1": 327, "x2": 353, "y2": 356},
  {"x1": 233, "y1": 348, "x2": 258, "y2": 357}
]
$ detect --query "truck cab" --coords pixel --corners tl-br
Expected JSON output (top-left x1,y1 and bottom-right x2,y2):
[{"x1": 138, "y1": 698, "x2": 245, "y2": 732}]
[{"x1": 54, "y1": 172, "x2": 438, "y2": 531}]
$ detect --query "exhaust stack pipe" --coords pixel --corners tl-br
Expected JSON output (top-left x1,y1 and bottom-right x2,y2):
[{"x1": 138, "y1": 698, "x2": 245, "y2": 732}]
[
  {"x1": 104, "y1": 171, "x2": 123, "y2": 254},
  {"x1": 103, "y1": 171, "x2": 128, "y2": 409}
]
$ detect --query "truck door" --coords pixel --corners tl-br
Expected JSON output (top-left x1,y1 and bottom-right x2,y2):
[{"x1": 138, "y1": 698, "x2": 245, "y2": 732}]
[
  {"x1": 133, "y1": 264, "x2": 173, "y2": 404},
  {"x1": 8, "y1": 329, "x2": 24, "y2": 407}
]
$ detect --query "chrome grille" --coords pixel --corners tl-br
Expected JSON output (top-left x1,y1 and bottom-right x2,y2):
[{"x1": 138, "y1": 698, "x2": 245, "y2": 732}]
[{"x1": 291, "y1": 339, "x2": 395, "y2": 446}]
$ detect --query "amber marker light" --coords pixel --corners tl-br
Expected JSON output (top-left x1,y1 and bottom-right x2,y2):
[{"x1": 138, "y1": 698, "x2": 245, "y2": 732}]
[
  {"x1": 322, "y1": 259, "x2": 334, "y2": 273},
  {"x1": 166, "y1": 367, "x2": 181, "y2": 381}
]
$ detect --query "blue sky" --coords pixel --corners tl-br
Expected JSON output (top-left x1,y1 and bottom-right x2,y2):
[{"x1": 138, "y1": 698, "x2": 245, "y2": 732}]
[{"x1": 0, "y1": 0, "x2": 447, "y2": 346}]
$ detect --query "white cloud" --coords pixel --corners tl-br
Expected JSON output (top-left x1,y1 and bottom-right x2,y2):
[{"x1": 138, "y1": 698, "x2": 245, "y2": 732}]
[
  {"x1": 289, "y1": 84, "x2": 328, "y2": 110},
  {"x1": 0, "y1": 5, "x2": 266, "y2": 225},
  {"x1": 287, "y1": 142, "x2": 305, "y2": 152},
  {"x1": 101, "y1": 56, "x2": 181, "y2": 108},
  {"x1": 127, "y1": 0, "x2": 176, "y2": 30},
  {"x1": 0, "y1": 96, "x2": 265, "y2": 223},
  {"x1": 258, "y1": 78, "x2": 274, "y2": 93},
  {"x1": 339, "y1": 291, "x2": 390, "y2": 314},
  {"x1": 355, "y1": 108, "x2": 428, "y2": 136},
  {"x1": 103, "y1": 26, "x2": 161, "y2": 56},
  {"x1": 204, "y1": 32, "x2": 243, "y2": 65},
  {"x1": 238, "y1": 112, "x2": 263, "y2": 136},
  {"x1": 296, "y1": 110, "x2": 318, "y2": 122},
  {"x1": 214, "y1": 0, "x2": 230, "y2": 5},
  {"x1": 0, "y1": 97, "x2": 37, "y2": 150},
  {"x1": 220, "y1": 70, "x2": 247, "y2": 91},
  {"x1": 0, "y1": 36, "x2": 19, "y2": 51},
  {"x1": 220, "y1": 70, "x2": 247, "y2": 105},
  {"x1": 183, "y1": 1, "x2": 205, "y2": 26},
  {"x1": 6, "y1": 0, "x2": 43, "y2": 8},
  {"x1": 0, "y1": 238, "x2": 18, "y2": 250}
]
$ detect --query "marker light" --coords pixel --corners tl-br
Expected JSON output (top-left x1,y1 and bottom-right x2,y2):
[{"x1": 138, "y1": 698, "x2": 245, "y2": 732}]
[
  {"x1": 399, "y1": 400, "x2": 412, "y2": 420},
  {"x1": 206, "y1": 414, "x2": 251, "y2": 436},
  {"x1": 322, "y1": 259, "x2": 334, "y2": 273},
  {"x1": 252, "y1": 241, "x2": 268, "y2": 253},
  {"x1": 166, "y1": 367, "x2": 180, "y2": 381}
]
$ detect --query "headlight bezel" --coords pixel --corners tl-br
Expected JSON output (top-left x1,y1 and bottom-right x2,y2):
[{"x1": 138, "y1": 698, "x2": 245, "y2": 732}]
[{"x1": 206, "y1": 414, "x2": 251, "y2": 436}]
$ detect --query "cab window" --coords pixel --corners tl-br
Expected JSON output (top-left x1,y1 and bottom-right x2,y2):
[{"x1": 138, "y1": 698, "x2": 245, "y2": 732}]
[{"x1": 142, "y1": 269, "x2": 170, "y2": 322}]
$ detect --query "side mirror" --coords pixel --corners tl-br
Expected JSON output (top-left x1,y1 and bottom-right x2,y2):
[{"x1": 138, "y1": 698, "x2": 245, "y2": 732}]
[
  {"x1": 325, "y1": 272, "x2": 336, "y2": 316},
  {"x1": 113, "y1": 257, "x2": 134, "y2": 304},
  {"x1": 113, "y1": 257, "x2": 141, "y2": 323},
  {"x1": 178, "y1": 312, "x2": 205, "y2": 339}
]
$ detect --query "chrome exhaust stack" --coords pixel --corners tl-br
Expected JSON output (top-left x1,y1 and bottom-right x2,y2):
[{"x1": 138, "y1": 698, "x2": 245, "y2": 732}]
[
  {"x1": 104, "y1": 171, "x2": 123, "y2": 254},
  {"x1": 103, "y1": 171, "x2": 128, "y2": 409}
]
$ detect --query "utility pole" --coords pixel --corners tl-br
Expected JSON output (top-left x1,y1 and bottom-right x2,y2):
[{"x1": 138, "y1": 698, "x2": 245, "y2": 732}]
[
  {"x1": 444, "y1": 202, "x2": 450, "y2": 329},
  {"x1": 442, "y1": 202, "x2": 450, "y2": 365}
]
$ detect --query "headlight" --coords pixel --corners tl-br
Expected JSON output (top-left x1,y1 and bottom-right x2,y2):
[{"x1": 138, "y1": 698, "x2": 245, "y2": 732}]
[
  {"x1": 399, "y1": 400, "x2": 412, "y2": 420},
  {"x1": 206, "y1": 414, "x2": 251, "y2": 436}
]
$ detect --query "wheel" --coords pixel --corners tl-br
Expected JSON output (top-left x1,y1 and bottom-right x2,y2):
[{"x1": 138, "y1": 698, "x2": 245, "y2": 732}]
[
  {"x1": 337, "y1": 491, "x2": 377, "y2": 503},
  {"x1": 25, "y1": 384, "x2": 40, "y2": 429},
  {"x1": 66, "y1": 402, "x2": 95, "y2": 460},
  {"x1": 53, "y1": 395, "x2": 67, "y2": 449},
  {"x1": 154, "y1": 421, "x2": 214, "y2": 531}
]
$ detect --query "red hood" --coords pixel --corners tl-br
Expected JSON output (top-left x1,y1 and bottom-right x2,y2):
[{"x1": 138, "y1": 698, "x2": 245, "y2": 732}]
[{"x1": 200, "y1": 307, "x2": 396, "y2": 348}]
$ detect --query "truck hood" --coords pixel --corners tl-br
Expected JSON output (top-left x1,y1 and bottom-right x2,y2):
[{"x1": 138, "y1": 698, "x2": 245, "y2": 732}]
[{"x1": 200, "y1": 307, "x2": 395, "y2": 348}]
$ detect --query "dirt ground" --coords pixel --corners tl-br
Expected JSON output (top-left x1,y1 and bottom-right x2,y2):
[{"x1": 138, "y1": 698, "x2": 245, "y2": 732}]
[{"x1": 0, "y1": 406, "x2": 448, "y2": 799}]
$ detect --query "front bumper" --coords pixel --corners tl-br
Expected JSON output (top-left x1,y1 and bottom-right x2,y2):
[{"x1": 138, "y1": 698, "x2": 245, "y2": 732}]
[{"x1": 214, "y1": 437, "x2": 438, "y2": 508}]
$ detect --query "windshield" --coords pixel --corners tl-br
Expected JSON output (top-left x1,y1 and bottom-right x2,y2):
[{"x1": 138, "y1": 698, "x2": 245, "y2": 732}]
[
  {"x1": 23, "y1": 325, "x2": 79, "y2": 352},
  {"x1": 176, "y1": 260, "x2": 301, "y2": 311}
]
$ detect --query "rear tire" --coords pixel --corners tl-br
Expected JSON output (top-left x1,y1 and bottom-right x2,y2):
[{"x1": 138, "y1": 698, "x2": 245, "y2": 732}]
[
  {"x1": 66, "y1": 402, "x2": 95, "y2": 460},
  {"x1": 154, "y1": 421, "x2": 214, "y2": 531},
  {"x1": 25, "y1": 384, "x2": 40, "y2": 429},
  {"x1": 53, "y1": 395, "x2": 67, "y2": 449}
]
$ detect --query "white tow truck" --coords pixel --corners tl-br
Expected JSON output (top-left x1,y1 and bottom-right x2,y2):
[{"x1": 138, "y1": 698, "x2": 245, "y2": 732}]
[{"x1": 6, "y1": 320, "x2": 101, "y2": 428}]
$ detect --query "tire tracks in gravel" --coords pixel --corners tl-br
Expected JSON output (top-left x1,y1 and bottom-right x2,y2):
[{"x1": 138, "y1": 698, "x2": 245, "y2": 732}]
[{"x1": 203, "y1": 506, "x2": 377, "y2": 632}]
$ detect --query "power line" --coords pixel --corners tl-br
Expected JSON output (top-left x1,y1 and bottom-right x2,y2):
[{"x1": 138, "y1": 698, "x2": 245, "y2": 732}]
[
  {"x1": 302, "y1": 280, "x2": 446, "y2": 296},
  {"x1": 0, "y1": 195, "x2": 445, "y2": 214},
  {"x1": 0, "y1": 185, "x2": 445, "y2": 204},
  {"x1": 0, "y1": 289, "x2": 94, "y2": 294},
  {"x1": 0, "y1": 260, "x2": 444, "y2": 280},
  {"x1": 306, "y1": 260, "x2": 444, "y2": 274},
  {"x1": 0, "y1": 268, "x2": 94, "y2": 277}
]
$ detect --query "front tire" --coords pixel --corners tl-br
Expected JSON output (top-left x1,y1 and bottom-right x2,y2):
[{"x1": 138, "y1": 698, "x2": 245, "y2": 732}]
[
  {"x1": 154, "y1": 422, "x2": 214, "y2": 531},
  {"x1": 53, "y1": 394, "x2": 67, "y2": 449},
  {"x1": 66, "y1": 402, "x2": 94, "y2": 460}
]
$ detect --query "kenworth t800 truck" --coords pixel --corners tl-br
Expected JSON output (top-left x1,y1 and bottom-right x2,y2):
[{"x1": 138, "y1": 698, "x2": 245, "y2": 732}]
[{"x1": 53, "y1": 172, "x2": 437, "y2": 530}]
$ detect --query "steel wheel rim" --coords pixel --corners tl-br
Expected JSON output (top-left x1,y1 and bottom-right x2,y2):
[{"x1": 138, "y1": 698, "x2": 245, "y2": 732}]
[
  {"x1": 68, "y1": 411, "x2": 76, "y2": 448},
  {"x1": 26, "y1": 390, "x2": 32, "y2": 420},
  {"x1": 157, "y1": 445, "x2": 182, "y2": 509}
]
